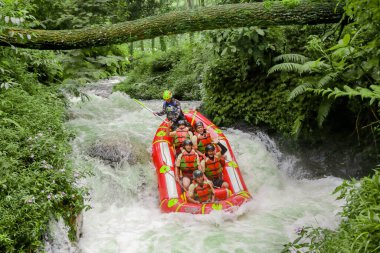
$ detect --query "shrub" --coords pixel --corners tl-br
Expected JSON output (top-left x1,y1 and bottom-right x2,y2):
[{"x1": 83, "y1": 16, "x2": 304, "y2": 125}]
[
  {"x1": 114, "y1": 44, "x2": 206, "y2": 100},
  {"x1": 283, "y1": 169, "x2": 380, "y2": 253},
  {"x1": 0, "y1": 67, "x2": 88, "y2": 252}
]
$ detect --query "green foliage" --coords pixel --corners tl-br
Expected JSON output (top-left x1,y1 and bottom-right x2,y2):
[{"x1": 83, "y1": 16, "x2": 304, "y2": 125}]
[
  {"x1": 114, "y1": 44, "x2": 206, "y2": 100},
  {"x1": 268, "y1": 0, "x2": 380, "y2": 135},
  {"x1": 60, "y1": 45, "x2": 131, "y2": 81},
  {"x1": 316, "y1": 98, "x2": 333, "y2": 128},
  {"x1": 283, "y1": 169, "x2": 380, "y2": 253},
  {"x1": 0, "y1": 2, "x2": 91, "y2": 251},
  {"x1": 203, "y1": 55, "x2": 306, "y2": 132},
  {"x1": 0, "y1": 86, "x2": 89, "y2": 252},
  {"x1": 29, "y1": 0, "x2": 167, "y2": 30},
  {"x1": 311, "y1": 85, "x2": 380, "y2": 106},
  {"x1": 207, "y1": 26, "x2": 285, "y2": 67},
  {"x1": 202, "y1": 25, "x2": 318, "y2": 132}
]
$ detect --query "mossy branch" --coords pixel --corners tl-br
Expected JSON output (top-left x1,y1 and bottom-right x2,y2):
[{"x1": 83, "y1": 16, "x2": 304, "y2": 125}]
[{"x1": 0, "y1": 1, "x2": 343, "y2": 50}]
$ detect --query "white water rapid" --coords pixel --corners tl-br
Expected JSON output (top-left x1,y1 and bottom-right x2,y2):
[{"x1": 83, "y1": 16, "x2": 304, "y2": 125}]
[{"x1": 63, "y1": 79, "x2": 343, "y2": 253}]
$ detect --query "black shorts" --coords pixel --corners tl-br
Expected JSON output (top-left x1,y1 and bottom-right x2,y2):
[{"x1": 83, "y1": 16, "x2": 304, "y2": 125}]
[{"x1": 211, "y1": 177, "x2": 224, "y2": 188}]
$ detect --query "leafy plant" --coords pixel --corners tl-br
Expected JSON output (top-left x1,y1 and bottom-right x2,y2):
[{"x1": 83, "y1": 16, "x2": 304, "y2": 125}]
[
  {"x1": 283, "y1": 169, "x2": 380, "y2": 253},
  {"x1": 114, "y1": 43, "x2": 205, "y2": 100},
  {"x1": 268, "y1": 0, "x2": 380, "y2": 132}
]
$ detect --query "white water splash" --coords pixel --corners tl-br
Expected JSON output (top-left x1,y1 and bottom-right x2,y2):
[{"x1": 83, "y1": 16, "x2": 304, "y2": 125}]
[{"x1": 62, "y1": 89, "x2": 343, "y2": 253}]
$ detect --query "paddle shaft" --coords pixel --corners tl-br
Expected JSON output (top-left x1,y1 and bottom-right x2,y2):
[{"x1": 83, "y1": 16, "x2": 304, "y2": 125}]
[{"x1": 132, "y1": 98, "x2": 166, "y2": 121}]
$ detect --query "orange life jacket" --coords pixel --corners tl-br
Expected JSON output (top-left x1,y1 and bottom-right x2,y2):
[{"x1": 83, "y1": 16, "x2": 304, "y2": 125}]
[
  {"x1": 174, "y1": 127, "x2": 190, "y2": 149},
  {"x1": 205, "y1": 156, "x2": 223, "y2": 179},
  {"x1": 179, "y1": 150, "x2": 198, "y2": 178},
  {"x1": 195, "y1": 131, "x2": 212, "y2": 153},
  {"x1": 194, "y1": 182, "x2": 213, "y2": 203}
]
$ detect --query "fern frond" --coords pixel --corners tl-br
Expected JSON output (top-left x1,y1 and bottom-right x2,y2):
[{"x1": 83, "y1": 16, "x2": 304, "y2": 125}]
[
  {"x1": 331, "y1": 46, "x2": 354, "y2": 60},
  {"x1": 317, "y1": 98, "x2": 333, "y2": 128},
  {"x1": 288, "y1": 83, "x2": 314, "y2": 101},
  {"x1": 299, "y1": 60, "x2": 330, "y2": 74},
  {"x1": 370, "y1": 85, "x2": 380, "y2": 95},
  {"x1": 268, "y1": 63, "x2": 304, "y2": 75},
  {"x1": 317, "y1": 72, "x2": 338, "y2": 88},
  {"x1": 309, "y1": 85, "x2": 380, "y2": 104},
  {"x1": 273, "y1": 54, "x2": 308, "y2": 63},
  {"x1": 291, "y1": 115, "x2": 304, "y2": 137}
]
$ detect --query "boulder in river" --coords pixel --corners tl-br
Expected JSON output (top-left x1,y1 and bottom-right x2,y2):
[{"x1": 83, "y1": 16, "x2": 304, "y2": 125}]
[{"x1": 87, "y1": 138, "x2": 149, "y2": 166}]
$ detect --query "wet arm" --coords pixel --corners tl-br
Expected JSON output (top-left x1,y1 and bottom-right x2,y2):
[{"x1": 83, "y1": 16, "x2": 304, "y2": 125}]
[
  {"x1": 196, "y1": 154, "x2": 201, "y2": 170},
  {"x1": 175, "y1": 154, "x2": 182, "y2": 180},
  {"x1": 187, "y1": 185, "x2": 199, "y2": 204},
  {"x1": 156, "y1": 103, "x2": 166, "y2": 116},
  {"x1": 209, "y1": 181, "x2": 216, "y2": 202},
  {"x1": 200, "y1": 159, "x2": 206, "y2": 173}
]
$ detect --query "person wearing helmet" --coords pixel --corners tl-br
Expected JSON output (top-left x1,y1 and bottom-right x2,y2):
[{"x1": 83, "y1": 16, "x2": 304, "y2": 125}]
[
  {"x1": 191, "y1": 121, "x2": 227, "y2": 157},
  {"x1": 166, "y1": 120, "x2": 193, "y2": 155},
  {"x1": 154, "y1": 90, "x2": 185, "y2": 130},
  {"x1": 201, "y1": 144, "x2": 229, "y2": 189},
  {"x1": 175, "y1": 139, "x2": 201, "y2": 190},
  {"x1": 188, "y1": 170, "x2": 215, "y2": 204}
]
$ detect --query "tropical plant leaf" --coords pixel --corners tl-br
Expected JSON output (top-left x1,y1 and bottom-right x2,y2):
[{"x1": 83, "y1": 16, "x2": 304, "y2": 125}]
[
  {"x1": 317, "y1": 98, "x2": 333, "y2": 128},
  {"x1": 273, "y1": 53, "x2": 308, "y2": 63},
  {"x1": 268, "y1": 62, "x2": 304, "y2": 75},
  {"x1": 291, "y1": 115, "x2": 304, "y2": 137},
  {"x1": 288, "y1": 83, "x2": 313, "y2": 101},
  {"x1": 317, "y1": 72, "x2": 338, "y2": 88},
  {"x1": 310, "y1": 85, "x2": 380, "y2": 103}
]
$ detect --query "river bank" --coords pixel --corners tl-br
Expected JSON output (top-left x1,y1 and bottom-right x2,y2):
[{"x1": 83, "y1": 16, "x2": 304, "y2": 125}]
[{"x1": 60, "y1": 78, "x2": 344, "y2": 252}]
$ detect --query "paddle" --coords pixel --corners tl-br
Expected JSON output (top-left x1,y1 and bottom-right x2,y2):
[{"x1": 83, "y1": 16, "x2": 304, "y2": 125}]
[{"x1": 132, "y1": 98, "x2": 166, "y2": 121}]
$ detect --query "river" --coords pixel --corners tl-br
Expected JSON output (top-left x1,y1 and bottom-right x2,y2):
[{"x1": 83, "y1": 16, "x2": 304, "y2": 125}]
[{"x1": 62, "y1": 78, "x2": 343, "y2": 253}]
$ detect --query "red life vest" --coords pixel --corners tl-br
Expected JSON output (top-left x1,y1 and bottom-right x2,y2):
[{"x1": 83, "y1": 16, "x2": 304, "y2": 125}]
[
  {"x1": 195, "y1": 131, "x2": 212, "y2": 153},
  {"x1": 179, "y1": 150, "x2": 198, "y2": 178},
  {"x1": 174, "y1": 127, "x2": 190, "y2": 149},
  {"x1": 205, "y1": 156, "x2": 223, "y2": 179},
  {"x1": 194, "y1": 182, "x2": 213, "y2": 203}
]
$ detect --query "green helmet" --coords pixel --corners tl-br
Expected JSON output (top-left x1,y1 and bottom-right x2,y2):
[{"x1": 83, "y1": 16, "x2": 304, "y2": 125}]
[
  {"x1": 163, "y1": 90, "x2": 172, "y2": 100},
  {"x1": 193, "y1": 170, "x2": 203, "y2": 178}
]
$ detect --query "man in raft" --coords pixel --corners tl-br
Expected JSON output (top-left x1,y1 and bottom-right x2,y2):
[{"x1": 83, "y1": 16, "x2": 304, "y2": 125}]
[
  {"x1": 187, "y1": 170, "x2": 215, "y2": 204},
  {"x1": 154, "y1": 90, "x2": 185, "y2": 130},
  {"x1": 167, "y1": 120, "x2": 193, "y2": 155},
  {"x1": 192, "y1": 121, "x2": 227, "y2": 159},
  {"x1": 201, "y1": 144, "x2": 229, "y2": 189},
  {"x1": 175, "y1": 140, "x2": 201, "y2": 190}
]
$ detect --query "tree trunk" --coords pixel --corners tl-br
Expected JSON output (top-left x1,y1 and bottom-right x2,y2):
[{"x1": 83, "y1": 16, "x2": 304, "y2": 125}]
[
  {"x1": 151, "y1": 38, "x2": 155, "y2": 53},
  {"x1": 187, "y1": 0, "x2": 193, "y2": 9},
  {"x1": 140, "y1": 40, "x2": 144, "y2": 51},
  {"x1": 159, "y1": 36, "x2": 167, "y2": 51},
  {"x1": 188, "y1": 0, "x2": 195, "y2": 44},
  {"x1": 129, "y1": 42, "x2": 134, "y2": 55},
  {"x1": 0, "y1": 1, "x2": 343, "y2": 50}
]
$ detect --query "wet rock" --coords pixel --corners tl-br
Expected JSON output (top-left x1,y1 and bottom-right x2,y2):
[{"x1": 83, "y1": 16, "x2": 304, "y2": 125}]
[
  {"x1": 81, "y1": 76, "x2": 126, "y2": 98},
  {"x1": 87, "y1": 138, "x2": 149, "y2": 166}
]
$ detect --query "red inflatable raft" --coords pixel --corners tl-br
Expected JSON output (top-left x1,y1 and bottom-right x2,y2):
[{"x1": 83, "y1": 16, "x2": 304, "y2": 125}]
[{"x1": 152, "y1": 110, "x2": 252, "y2": 214}]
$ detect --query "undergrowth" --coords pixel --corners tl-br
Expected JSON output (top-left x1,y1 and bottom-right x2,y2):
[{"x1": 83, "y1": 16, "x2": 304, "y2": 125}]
[
  {"x1": 0, "y1": 85, "x2": 89, "y2": 252},
  {"x1": 283, "y1": 169, "x2": 380, "y2": 253},
  {"x1": 114, "y1": 43, "x2": 207, "y2": 100}
]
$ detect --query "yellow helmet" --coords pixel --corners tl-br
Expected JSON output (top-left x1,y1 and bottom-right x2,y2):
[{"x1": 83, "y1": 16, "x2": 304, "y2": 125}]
[{"x1": 163, "y1": 90, "x2": 172, "y2": 100}]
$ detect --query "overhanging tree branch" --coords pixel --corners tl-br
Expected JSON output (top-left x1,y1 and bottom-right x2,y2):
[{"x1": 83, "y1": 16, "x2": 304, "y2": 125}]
[{"x1": 0, "y1": 1, "x2": 343, "y2": 50}]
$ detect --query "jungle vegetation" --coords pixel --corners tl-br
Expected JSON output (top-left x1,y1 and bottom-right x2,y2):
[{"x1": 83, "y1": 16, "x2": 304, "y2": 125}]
[{"x1": 0, "y1": 0, "x2": 379, "y2": 252}]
